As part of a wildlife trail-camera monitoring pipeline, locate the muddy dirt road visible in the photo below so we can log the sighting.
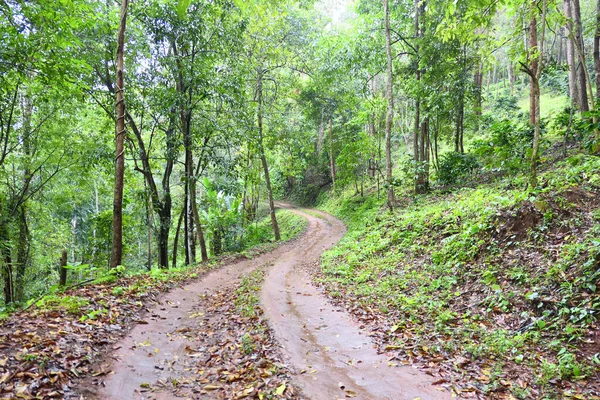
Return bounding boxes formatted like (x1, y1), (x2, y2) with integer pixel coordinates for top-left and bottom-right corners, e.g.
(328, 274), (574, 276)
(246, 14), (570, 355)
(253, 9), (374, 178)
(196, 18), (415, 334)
(92, 203), (449, 399)
(261, 206), (449, 400)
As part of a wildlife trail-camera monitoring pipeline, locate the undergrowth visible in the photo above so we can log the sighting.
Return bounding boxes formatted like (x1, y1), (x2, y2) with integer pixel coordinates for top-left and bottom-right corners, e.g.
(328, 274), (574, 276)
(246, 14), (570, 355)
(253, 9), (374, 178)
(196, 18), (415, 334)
(317, 155), (600, 399)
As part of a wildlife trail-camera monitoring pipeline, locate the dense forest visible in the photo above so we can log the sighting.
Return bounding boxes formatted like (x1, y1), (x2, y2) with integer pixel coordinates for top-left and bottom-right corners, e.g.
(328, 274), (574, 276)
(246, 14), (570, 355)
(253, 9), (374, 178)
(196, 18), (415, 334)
(1, 0), (600, 398)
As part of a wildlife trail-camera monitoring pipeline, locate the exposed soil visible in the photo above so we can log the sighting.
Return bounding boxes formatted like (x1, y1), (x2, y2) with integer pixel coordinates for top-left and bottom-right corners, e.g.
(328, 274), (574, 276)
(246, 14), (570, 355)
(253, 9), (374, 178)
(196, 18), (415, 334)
(82, 203), (451, 399)
(84, 231), (300, 399)
(262, 205), (450, 400)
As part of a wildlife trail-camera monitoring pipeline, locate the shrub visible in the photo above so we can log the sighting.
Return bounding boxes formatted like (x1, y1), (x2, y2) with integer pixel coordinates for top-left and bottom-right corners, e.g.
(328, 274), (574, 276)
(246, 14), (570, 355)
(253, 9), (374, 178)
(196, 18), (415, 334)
(436, 152), (481, 186)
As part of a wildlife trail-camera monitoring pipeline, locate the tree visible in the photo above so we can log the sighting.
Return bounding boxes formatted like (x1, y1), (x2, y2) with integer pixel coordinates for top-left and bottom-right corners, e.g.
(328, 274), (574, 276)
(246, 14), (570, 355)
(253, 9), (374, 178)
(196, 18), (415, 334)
(110, 0), (129, 268)
(595, 0), (600, 104)
(383, 0), (395, 209)
(520, 0), (548, 188)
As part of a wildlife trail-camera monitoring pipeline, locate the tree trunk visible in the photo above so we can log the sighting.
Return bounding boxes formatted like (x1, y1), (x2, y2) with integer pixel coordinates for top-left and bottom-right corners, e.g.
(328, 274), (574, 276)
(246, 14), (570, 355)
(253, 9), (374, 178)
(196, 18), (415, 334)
(156, 209), (170, 269)
(59, 249), (68, 286)
(557, 27), (564, 65)
(146, 192), (153, 270)
(183, 191), (190, 265)
(15, 206), (28, 301)
(594, 0), (600, 103)
(329, 118), (336, 191)
(0, 213), (13, 304)
(474, 67), (483, 125)
(384, 0), (395, 210)
(529, 12), (538, 125)
(191, 196), (208, 262)
(530, 0), (547, 188)
(111, 0), (128, 268)
(572, 0), (589, 112)
(183, 121), (197, 265)
(172, 205), (184, 269)
(15, 92), (32, 301)
(257, 72), (280, 241)
(564, 0), (580, 109)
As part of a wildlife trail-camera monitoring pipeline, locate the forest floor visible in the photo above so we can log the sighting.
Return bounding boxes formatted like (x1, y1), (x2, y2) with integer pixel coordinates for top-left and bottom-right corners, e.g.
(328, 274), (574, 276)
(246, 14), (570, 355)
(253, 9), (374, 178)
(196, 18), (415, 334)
(0, 203), (452, 399)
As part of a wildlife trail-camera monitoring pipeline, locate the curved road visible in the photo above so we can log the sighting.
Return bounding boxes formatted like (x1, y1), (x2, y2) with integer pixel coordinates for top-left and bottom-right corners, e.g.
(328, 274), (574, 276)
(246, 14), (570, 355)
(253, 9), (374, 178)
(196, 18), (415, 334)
(90, 203), (450, 400)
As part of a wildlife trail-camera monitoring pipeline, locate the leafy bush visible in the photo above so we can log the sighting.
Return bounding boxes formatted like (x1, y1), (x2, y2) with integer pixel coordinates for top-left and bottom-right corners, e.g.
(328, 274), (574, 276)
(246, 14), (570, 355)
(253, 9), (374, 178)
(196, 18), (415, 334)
(472, 119), (537, 172)
(436, 152), (481, 186)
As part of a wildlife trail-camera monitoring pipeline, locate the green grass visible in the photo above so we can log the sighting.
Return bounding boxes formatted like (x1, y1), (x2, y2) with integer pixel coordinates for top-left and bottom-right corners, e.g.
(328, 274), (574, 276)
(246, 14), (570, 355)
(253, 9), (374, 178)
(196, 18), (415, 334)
(518, 93), (569, 120)
(243, 208), (308, 249)
(316, 155), (600, 398)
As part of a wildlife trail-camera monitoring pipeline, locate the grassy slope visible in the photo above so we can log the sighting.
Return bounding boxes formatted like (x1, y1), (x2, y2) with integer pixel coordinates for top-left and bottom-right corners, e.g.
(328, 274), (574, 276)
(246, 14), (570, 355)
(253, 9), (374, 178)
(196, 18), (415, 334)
(316, 155), (600, 399)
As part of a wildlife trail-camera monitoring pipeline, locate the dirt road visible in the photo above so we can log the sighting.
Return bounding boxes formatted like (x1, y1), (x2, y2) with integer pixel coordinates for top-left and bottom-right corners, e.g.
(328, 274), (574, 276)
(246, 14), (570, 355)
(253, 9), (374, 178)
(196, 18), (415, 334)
(92, 204), (449, 399)
(261, 205), (449, 400)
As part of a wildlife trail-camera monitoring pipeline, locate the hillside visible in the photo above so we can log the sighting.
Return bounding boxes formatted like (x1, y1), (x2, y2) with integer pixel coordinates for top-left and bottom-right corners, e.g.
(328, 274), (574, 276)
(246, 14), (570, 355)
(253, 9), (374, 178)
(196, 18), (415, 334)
(315, 154), (600, 398)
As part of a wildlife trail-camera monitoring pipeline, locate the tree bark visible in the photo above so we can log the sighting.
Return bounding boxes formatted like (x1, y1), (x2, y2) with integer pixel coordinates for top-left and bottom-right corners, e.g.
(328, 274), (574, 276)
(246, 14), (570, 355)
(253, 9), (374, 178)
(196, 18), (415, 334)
(572, 0), (589, 112)
(172, 205), (184, 269)
(191, 194), (208, 262)
(0, 210), (13, 304)
(474, 66), (483, 123)
(529, 12), (538, 125)
(183, 191), (190, 265)
(529, 0), (547, 188)
(15, 92), (32, 301)
(59, 249), (68, 286)
(110, 0), (128, 268)
(15, 206), (28, 300)
(329, 118), (336, 191)
(383, 0), (395, 210)
(564, 0), (580, 109)
(594, 0), (600, 103)
(256, 72), (280, 241)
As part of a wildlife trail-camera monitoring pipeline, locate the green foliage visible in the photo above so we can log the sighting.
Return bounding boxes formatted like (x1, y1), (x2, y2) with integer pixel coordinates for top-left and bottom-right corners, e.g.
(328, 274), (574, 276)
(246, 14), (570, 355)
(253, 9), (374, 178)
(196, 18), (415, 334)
(472, 119), (536, 172)
(436, 152), (480, 186)
(35, 295), (90, 315)
(317, 154), (600, 397)
(243, 209), (307, 249)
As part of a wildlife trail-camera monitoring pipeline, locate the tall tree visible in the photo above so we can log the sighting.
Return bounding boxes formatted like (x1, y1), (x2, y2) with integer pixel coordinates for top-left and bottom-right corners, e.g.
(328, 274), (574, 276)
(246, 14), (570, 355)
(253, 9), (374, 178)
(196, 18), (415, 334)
(594, 0), (600, 103)
(110, 0), (129, 268)
(563, 0), (580, 110)
(521, 0), (548, 188)
(383, 0), (395, 209)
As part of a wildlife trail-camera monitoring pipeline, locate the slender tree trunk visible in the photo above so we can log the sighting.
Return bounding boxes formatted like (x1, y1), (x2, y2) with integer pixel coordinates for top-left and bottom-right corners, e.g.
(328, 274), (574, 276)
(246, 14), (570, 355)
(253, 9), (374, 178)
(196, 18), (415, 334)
(557, 27), (564, 65)
(111, 0), (128, 268)
(154, 210), (168, 269)
(594, 0), (600, 104)
(183, 192), (190, 265)
(15, 206), (28, 300)
(59, 249), (68, 286)
(529, 11), (538, 125)
(329, 118), (336, 191)
(564, 0), (580, 109)
(257, 72), (280, 241)
(191, 197), (208, 262)
(146, 192), (153, 270)
(0, 212), (13, 304)
(508, 63), (515, 94)
(172, 205), (184, 269)
(572, 0), (589, 112)
(15, 93), (32, 301)
(183, 114), (199, 264)
(565, 0), (598, 139)
(474, 67), (483, 124)
(530, 0), (547, 188)
(384, 0), (395, 210)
